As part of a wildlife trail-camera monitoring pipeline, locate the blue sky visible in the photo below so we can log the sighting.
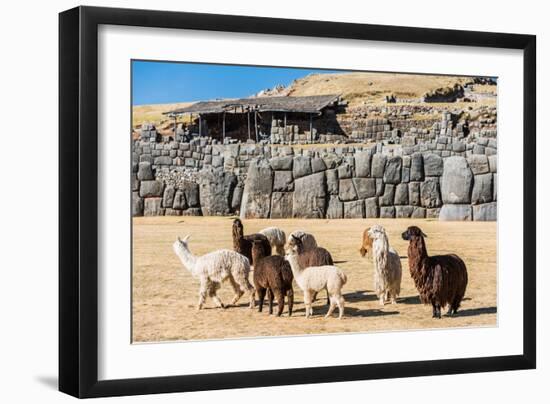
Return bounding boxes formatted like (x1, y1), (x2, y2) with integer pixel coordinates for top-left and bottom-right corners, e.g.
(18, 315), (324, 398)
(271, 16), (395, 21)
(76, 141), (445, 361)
(132, 60), (344, 105)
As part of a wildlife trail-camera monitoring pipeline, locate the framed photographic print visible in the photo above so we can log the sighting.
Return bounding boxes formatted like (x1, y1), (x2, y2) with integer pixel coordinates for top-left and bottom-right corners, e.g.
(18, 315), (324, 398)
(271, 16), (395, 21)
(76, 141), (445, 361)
(59, 6), (536, 398)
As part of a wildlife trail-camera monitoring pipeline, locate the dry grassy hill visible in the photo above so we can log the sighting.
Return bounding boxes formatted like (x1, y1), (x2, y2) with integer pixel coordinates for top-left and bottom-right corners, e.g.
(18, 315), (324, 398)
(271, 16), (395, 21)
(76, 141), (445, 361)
(132, 72), (496, 131)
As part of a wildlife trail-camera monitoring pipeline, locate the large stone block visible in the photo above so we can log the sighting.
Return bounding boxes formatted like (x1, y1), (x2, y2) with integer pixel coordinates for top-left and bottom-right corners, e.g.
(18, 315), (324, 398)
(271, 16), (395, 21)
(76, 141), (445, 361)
(383, 156), (402, 184)
(353, 178), (376, 199)
(488, 155), (497, 173)
(409, 182), (421, 206)
(199, 167), (238, 216)
(394, 183), (409, 205)
(162, 186), (176, 208)
(473, 202), (497, 221)
(371, 154), (387, 178)
(273, 170), (294, 192)
(144, 197), (163, 216)
(339, 178), (358, 201)
(423, 153), (444, 176)
(270, 192), (293, 219)
(420, 178), (442, 208)
(326, 195), (344, 219)
(354, 151), (372, 177)
(311, 157), (327, 173)
(493, 173), (497, 201)
(467, 155), (490, 174)
(292, 172), (326, 218)
(365, 197), (379, 218)
(139, 180), (164, 198)
(426, 208), (441, 219)
(396, 205), (414, 218)
(379, 184), (395, 206)
(270, 156), (293, 171)
(154, 156), (173, 166)
(292, 156), (312, 179)
(471, 173), (493, 204)
(181, 182), (200, 207)
(240, 159), (273, 218)
(380, 206), (396, 218)
(410, 153), (424, 181)
(441, 156), (473, 204)
(231, 184), (244, 212)
(343, 200), (365, 218)
(337, 163), (353, 179)
(326, 169), (339, 195)
(172, 190), (187, 210)
(137, 161), (154, 181)
(439, 204), (472, 221)
(411, 207), (426, 218)
(132, 192), (143, 216)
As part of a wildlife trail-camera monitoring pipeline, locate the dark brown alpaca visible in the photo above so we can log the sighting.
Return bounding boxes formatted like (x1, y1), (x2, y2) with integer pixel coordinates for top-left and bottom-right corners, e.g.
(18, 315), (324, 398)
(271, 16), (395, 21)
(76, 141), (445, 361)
(402, 226), (468, 318)
(287, 235), (334, 305)
(252, 240), (294, 316)
(232, 218), (271, 266)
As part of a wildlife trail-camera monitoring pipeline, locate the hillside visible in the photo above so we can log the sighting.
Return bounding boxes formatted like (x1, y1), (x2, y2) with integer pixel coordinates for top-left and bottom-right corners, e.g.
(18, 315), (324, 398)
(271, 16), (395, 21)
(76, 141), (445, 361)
(133, 72), (496, 131)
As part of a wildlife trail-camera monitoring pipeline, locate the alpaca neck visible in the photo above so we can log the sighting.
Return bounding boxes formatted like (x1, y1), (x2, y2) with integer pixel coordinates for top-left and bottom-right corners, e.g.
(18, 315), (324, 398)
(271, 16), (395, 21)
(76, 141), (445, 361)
(175, 244), (198, 275)
(408, 237), (428, 274)
(286, 254), (304, 279)
(373, 236), (389, 270)
(232, 228), (243, 250)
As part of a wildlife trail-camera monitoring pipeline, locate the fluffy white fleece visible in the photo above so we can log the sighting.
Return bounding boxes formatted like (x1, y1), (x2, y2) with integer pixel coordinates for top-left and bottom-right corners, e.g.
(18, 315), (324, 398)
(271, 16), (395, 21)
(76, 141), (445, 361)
(286, 230), (317, 252)
(368, 225), (402, 305)
(285, 253), (347, 319)
(173, 235), (255, 310)
(259, 226), (287, 256)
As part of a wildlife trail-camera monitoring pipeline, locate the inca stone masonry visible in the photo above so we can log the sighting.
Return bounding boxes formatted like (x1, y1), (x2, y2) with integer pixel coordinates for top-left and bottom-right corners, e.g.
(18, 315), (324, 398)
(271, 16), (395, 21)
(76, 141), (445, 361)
(132, 112), (497, 221)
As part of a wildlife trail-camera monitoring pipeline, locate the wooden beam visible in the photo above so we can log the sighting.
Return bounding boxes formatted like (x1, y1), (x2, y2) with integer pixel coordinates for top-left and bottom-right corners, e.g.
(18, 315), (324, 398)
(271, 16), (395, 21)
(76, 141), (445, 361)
(222, 112), (226, 141)
(254, 110), (258, 142)
(247, 110), (251, 140)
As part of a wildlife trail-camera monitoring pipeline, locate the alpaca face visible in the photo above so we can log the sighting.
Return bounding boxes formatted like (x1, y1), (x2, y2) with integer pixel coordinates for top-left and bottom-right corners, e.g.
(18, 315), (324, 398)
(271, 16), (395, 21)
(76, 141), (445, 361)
(401, 226), (427, 241)
(286, 234), (303, 255)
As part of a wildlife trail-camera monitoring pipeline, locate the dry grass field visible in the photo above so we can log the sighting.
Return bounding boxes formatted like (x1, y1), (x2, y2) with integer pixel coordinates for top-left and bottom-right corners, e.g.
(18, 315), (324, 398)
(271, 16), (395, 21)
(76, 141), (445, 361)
(132, 217), (497, 343)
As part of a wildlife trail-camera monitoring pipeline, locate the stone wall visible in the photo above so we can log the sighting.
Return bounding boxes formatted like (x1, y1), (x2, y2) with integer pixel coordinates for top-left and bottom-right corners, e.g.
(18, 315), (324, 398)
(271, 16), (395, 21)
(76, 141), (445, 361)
(132, 136), (497, 221)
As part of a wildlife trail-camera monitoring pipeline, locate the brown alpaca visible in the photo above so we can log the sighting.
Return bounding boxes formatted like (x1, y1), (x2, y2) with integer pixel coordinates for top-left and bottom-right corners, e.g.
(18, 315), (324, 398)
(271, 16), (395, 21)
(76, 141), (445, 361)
(359, 228), (374, 257)
(287, 234), (334, 305)
(252, 240), (294, 316)
(402, 226), (468, 318)
(232, 218), (271, 266)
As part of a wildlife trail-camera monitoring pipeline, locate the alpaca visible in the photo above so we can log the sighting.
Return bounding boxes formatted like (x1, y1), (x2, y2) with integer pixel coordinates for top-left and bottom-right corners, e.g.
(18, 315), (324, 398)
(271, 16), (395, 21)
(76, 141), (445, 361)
(173, 235), (255, 310)
(232, 218), (271, 266)
(359, 227), (374, 257)
(368, 225), (402, 305)
(286, 234), (334, 305)
(286, 230), (317, 252)
(252, 240), (294, 316)
(285, 253), (347, 319)
(402, 226), (468, 318)
(259, 226), (287, 256)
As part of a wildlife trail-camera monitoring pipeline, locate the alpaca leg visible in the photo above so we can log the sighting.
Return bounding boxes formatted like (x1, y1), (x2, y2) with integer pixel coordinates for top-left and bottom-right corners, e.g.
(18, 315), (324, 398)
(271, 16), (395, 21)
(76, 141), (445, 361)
(208, 283), (225, 309)
(431, 302), (438, 318)
(324, 296), (336, 318)
(267, 289), (274, 315)
(326, 287), (330, 307)
(257, 288), (266, 312)
(228, 276), (244, 306)
(287, 288), (294, 317)
(303, 290), (312, 318)
(311, 291), (318, 303)
(390, 293), (397, 305)
(274, 288), (285, 317)
(434, 303), (442, 319)
(197, 281), (208, 310)
(337, 296), (345, 319)
(379, 292), (385, 306)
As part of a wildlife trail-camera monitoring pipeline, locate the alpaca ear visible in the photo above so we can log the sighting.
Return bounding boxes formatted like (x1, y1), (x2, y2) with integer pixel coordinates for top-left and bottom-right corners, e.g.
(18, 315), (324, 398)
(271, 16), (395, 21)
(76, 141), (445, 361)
(177, 236), (182, 243)
(183, 235), (191, 242)
(421, 231), (427, 238)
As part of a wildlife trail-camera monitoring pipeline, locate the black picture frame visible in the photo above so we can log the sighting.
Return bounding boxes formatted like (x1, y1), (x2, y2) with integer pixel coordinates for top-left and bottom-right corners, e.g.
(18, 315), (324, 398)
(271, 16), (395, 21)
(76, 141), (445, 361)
(59, 5), (536, 398)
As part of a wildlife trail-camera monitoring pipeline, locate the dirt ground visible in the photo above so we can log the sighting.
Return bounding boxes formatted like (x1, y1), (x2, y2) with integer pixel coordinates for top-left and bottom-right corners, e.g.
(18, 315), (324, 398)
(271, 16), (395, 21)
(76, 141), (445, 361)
(132, 217), (497, 343)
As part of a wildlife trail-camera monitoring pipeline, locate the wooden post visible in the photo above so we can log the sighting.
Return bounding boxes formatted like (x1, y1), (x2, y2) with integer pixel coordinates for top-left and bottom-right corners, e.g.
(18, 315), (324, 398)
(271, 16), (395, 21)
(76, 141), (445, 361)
(222, 112), (226, 142)
(247, 110), (251, 140)
(309, 113), (313, 141)
(254, 110), (258, 143)
(198, 114), (202, 137)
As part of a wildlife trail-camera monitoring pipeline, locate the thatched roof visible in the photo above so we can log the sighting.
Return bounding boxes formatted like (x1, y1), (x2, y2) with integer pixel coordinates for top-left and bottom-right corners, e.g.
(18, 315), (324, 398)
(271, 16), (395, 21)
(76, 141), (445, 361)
(164, 94), (341, 115)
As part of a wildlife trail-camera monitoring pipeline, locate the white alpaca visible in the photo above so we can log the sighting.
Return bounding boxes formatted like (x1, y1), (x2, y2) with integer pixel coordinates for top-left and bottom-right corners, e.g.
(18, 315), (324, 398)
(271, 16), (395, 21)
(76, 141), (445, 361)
(259, 227), (287, 256)
(368, 225), (402, 305)
(173, 235), (255, 310)
(285, 253), (347, 319)
(286, 230), (317, 252)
